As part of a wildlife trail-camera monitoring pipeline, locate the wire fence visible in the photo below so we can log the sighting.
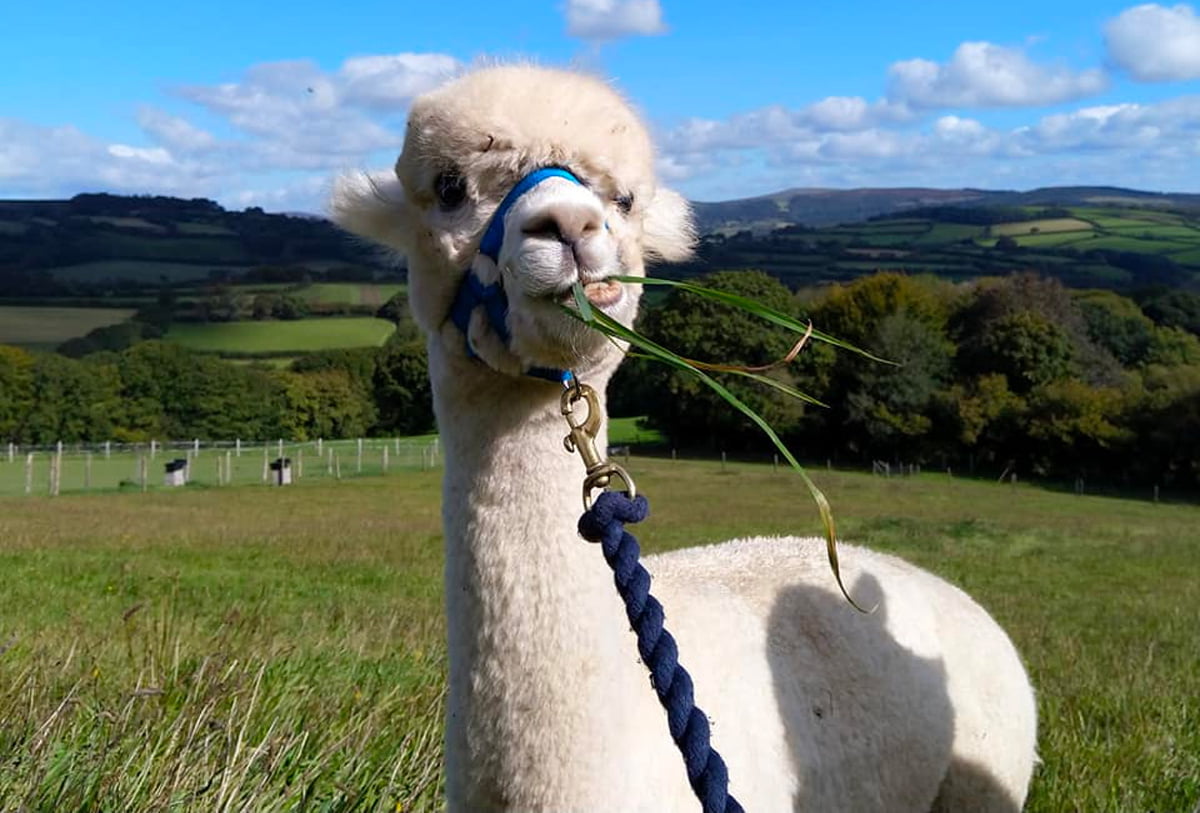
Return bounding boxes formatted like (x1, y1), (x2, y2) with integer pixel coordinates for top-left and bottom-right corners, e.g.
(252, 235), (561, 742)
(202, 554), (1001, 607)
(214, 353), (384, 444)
(0, 437), (440, 498)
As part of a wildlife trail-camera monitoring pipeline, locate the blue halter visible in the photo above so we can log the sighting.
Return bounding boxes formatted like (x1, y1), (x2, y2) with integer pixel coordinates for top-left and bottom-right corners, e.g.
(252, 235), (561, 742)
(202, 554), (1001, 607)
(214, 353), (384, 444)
(447, 167), (591, 384)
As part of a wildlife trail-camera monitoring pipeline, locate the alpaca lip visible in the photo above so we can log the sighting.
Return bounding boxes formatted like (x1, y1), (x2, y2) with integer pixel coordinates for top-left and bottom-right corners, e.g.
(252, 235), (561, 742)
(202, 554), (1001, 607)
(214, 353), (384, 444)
(554, 277), (624, 308)
(581, 278), (624, 307)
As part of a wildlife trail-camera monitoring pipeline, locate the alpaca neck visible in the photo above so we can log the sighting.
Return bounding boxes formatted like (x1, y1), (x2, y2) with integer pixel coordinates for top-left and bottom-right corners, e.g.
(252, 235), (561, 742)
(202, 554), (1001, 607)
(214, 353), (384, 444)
(434, 351), (642, 805)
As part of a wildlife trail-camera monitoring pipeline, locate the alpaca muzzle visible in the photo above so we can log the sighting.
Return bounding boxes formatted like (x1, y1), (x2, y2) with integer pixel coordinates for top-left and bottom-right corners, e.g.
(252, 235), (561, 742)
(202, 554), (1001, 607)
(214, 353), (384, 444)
(446, 167), (609, 384)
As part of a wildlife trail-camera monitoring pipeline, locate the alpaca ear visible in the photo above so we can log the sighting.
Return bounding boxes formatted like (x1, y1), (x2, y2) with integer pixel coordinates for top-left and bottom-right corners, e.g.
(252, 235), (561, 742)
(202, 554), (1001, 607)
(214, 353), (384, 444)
(329, 171), (411, 254)
(642, 186), (697, 264)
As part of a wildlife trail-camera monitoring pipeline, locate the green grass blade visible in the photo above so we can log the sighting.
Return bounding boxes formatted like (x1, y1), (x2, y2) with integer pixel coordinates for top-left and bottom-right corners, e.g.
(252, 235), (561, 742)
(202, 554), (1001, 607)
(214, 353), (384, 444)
(570, 281), (595, 324)
(566, 307), (872, 612)
(615, 275), (895, 364)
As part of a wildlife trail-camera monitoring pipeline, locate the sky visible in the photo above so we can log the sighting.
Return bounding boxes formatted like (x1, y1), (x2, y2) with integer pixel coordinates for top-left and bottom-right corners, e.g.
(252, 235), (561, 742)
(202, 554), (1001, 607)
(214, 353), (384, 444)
(2, 0), (1200, 212)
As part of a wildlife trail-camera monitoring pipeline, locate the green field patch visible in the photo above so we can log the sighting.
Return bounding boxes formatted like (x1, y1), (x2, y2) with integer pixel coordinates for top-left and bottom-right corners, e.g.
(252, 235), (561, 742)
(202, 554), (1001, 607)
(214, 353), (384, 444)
(174, 221), (237, 236)
(993, 218), (1094, 236)
(1102, 224), (1200, 240)
(297, 283), (406, 307)
(81, 215), (166, 232)
(1078, 235), (1198, 253)
(49, 260), (248, 284)
(1169, 248), (1200, 266)
(165, 317), (396, 354)
(608, 417), (666, 447)
(910, 223), (984, 244)
(0, 306), (136, 347)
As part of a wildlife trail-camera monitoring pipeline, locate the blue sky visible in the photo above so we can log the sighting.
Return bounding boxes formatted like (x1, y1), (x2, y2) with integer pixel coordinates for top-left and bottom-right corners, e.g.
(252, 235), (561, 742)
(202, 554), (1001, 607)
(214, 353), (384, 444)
(2, 0), (1199, 211)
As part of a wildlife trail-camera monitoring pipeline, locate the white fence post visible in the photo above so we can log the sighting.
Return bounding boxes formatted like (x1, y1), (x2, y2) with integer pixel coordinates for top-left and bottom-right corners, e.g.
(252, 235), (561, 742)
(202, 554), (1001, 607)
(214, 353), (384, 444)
(24, 453), (33, 495)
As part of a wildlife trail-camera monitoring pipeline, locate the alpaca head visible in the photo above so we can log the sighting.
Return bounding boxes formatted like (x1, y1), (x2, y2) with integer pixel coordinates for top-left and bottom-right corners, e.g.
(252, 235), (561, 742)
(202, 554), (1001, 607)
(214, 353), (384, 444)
(332, 64), (695, 380)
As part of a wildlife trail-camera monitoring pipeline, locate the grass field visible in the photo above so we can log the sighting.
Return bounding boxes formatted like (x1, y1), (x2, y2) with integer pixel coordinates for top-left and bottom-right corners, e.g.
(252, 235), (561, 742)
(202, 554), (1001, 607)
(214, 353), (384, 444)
(0, 306), (136, 349)
(165, 318), (396, 354)
(296, 283), (405, 307)
(0, 457), (1196, 811)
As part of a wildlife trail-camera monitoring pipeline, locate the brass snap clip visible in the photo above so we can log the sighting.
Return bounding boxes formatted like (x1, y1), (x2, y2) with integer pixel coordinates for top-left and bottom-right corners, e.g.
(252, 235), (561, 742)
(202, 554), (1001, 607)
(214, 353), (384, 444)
(561, 379), (637, 511)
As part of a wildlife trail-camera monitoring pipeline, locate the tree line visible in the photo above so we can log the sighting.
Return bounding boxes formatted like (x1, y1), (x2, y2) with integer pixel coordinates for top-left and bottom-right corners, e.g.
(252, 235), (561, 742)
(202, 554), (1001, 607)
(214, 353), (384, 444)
(3, 268), (1199, 489)
(0, 334), (433, 446)
(611, 270), (1200, 489)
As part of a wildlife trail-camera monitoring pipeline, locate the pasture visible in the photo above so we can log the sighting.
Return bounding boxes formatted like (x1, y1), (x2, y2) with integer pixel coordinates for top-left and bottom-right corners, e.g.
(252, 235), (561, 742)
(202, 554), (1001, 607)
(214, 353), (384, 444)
(164, 317), (395, 354)
(296, 283), (405, 308)
(0, 306), (136, 350)
(0, 458), (1196, 811)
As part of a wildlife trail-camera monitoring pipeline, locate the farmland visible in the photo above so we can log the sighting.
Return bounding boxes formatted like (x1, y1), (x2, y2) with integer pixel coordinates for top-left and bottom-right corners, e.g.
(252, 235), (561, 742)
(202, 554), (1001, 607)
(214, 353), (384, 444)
(0, 306), (137, 350)
(0, 458), (1195, 811)
(686, 204), (1200, 290)
(164, 317), (396, 354)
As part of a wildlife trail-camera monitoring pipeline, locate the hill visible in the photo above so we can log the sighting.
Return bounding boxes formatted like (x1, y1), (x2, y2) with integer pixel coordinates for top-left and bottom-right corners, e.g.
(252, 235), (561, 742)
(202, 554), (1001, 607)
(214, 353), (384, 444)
(692, 185), (1200, 235)
(674, 203), (1200, 292)
(0, 193), (396, 298)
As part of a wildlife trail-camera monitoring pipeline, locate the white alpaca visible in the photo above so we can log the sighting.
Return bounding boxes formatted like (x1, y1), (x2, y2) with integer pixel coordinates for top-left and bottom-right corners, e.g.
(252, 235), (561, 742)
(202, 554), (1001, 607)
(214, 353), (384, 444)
(332, 64), (1037, 812)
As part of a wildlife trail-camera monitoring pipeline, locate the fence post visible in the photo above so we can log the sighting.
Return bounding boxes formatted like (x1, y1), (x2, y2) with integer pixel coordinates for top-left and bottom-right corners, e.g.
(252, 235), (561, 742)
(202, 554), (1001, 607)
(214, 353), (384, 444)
(105, 440), (111, 460)
(150, 440), (157, 461)
(6, 443), (12, 463)
(24, 453), (33, 495)
(773, 454), (779, 472)
(278, 438), (284, 460)
(317, 437), (323, 457)
(85, 452), (92, 490)
(356, 439), (363, 473)
(382, 446), (389, 474)
(297, 449), (304, 479)
(140, 455), (147, 492)
(721, 451), (727, 473)
(236, 438), (241, 457)
(262, 445), (269, 483)
(394, 437), (400, 455)
(327, 447), (334, 475)
(334, 453), (341, 480)
(1153, 484), (1159, 503)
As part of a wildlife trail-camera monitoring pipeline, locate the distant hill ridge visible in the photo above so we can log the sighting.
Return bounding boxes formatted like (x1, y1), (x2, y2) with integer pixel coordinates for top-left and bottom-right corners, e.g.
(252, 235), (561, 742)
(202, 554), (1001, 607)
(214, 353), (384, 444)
(692, 185), (1200, 234)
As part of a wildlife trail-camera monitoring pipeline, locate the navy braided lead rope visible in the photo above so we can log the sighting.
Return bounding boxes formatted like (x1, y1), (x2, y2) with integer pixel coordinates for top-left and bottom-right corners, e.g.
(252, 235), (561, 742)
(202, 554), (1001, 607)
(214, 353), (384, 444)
(578, 491), (745, 813)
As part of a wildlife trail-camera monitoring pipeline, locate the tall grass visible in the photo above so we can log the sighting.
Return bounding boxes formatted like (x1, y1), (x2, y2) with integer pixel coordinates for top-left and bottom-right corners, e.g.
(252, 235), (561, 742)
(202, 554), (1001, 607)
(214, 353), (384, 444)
(1, 461), (1197, 811)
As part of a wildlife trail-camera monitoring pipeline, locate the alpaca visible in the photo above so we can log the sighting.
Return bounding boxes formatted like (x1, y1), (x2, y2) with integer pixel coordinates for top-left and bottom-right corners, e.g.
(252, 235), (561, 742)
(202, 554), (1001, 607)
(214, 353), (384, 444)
(332, 64), (1037, 812)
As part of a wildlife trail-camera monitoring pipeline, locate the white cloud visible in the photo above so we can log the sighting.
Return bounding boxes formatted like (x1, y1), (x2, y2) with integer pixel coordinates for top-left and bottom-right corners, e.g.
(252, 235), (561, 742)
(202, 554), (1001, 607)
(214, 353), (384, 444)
(0, 119), (211, 199)
(137, 107), (217, 152)
(1105, 3), (1200, 81)
(564, 0), (667, 40)
(338, 53), (460, 108)
(107, 144), (174, 165)
(888, 41), (1108, 108)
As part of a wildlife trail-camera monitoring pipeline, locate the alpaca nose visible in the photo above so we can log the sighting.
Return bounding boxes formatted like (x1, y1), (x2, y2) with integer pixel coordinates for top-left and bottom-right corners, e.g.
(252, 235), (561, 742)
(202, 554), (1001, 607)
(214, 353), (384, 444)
(520, 199), (605, 247)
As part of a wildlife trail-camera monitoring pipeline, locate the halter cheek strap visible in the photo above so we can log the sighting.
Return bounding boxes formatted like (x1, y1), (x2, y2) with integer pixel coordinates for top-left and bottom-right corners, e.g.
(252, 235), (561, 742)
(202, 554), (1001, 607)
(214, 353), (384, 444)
(446, 167), (592, 385)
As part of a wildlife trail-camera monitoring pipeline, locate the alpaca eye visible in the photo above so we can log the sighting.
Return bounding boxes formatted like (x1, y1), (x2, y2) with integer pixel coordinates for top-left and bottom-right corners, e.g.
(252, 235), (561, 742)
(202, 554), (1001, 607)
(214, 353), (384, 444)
(434, 172), (467, 210)
(614, 193), (634, 215)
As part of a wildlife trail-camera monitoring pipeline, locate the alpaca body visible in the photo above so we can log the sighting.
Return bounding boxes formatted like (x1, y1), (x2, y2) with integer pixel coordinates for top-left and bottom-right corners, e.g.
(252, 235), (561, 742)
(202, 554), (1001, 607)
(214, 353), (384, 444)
(435, 349), (1035, 812)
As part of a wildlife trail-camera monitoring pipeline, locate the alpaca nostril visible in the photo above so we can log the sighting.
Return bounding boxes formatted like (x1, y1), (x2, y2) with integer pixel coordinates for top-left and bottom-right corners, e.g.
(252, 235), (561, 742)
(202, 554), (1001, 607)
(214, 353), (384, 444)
(520, 203), (605, 247)
(522, 215), (566, 244)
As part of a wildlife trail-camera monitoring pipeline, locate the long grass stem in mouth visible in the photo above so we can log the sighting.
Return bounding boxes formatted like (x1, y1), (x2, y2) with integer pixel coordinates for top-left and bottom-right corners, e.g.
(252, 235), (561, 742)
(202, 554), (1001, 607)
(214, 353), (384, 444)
(561, 275), (880, 612)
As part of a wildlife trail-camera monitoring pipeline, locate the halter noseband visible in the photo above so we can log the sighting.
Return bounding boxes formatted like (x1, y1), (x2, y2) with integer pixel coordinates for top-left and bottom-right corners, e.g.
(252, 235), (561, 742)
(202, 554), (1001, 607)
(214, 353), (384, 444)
(446, 167), (595, 384)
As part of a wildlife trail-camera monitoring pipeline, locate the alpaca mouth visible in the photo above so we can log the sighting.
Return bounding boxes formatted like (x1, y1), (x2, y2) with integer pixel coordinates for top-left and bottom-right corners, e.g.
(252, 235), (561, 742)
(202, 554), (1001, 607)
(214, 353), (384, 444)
(554, 277), (624, 309)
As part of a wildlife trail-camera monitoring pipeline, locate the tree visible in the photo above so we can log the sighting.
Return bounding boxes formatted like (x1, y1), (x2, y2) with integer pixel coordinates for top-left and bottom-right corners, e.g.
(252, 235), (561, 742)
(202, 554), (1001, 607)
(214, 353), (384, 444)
(0, 345), (35, 442)
(635, 270), (816, 450)
(839, 312), (954, 460)
(372, 339), (434, 436)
